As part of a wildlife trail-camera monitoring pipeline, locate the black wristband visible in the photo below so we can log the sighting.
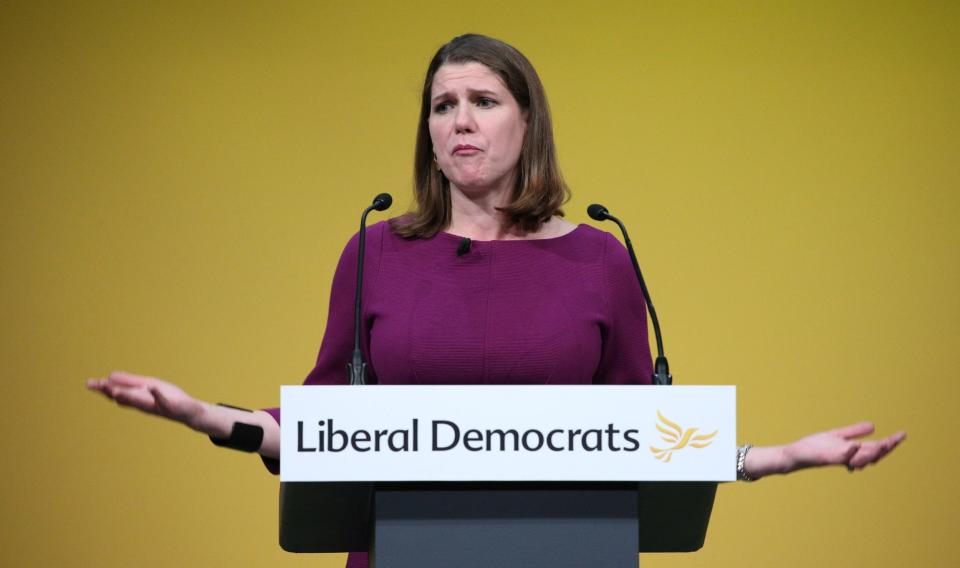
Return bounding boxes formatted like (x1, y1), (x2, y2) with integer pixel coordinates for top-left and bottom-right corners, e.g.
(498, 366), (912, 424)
(208, 403), (264, 453)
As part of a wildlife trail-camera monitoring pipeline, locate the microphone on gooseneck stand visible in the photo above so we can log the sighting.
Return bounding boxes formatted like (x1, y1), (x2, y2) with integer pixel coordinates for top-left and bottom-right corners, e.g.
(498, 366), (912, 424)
(347, 193), (393, 386)
(587, 203), (672, 385)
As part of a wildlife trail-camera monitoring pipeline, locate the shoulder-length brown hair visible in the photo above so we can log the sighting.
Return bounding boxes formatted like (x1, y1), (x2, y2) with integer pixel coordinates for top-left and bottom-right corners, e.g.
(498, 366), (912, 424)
(392, 34), (570, 239)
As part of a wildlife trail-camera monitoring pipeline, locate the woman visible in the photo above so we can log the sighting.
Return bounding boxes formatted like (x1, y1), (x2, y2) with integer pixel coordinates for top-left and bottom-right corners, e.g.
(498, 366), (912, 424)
(88, 34), (905, 566)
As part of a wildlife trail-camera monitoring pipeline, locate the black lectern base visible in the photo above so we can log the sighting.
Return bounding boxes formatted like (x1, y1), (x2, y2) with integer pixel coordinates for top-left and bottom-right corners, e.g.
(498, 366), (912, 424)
(279, 481), (717, 563)
(372, 486), (638, 568)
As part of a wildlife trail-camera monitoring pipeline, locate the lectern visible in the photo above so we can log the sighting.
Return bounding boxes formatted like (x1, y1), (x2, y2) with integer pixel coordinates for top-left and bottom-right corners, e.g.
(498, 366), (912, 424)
(278, 385), (735, 567)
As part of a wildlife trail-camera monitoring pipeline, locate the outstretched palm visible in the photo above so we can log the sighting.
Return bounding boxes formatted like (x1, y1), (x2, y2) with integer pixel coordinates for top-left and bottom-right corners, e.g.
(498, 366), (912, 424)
(87, 371), (204, 428)
(784, 422), (906, 471)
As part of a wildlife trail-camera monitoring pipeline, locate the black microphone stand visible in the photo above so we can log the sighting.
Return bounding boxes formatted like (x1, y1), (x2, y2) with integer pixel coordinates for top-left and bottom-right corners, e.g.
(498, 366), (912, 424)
(348, 193), (392, 385)
(588, 204), (672, 385)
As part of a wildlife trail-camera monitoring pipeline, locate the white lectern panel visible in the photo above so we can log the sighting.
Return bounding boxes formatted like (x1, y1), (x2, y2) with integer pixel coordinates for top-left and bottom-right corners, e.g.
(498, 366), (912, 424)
(281, 385), (735, 482)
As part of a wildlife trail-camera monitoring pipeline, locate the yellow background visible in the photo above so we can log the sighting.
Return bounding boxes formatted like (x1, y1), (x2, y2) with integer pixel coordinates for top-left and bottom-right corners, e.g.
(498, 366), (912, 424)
(2, 1), (957, 566)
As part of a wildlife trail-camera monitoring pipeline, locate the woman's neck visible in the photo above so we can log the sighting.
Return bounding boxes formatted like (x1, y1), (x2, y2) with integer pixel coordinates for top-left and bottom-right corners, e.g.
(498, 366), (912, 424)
(446, 211), (576, 242)
(445, 181), (576, 241)
(447, 182), (516, 240)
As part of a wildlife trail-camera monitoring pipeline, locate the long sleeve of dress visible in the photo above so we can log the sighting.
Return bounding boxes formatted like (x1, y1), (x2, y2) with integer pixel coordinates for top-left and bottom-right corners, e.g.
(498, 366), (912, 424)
(594, 231), (654, 385)
(259, 222), (386, 474)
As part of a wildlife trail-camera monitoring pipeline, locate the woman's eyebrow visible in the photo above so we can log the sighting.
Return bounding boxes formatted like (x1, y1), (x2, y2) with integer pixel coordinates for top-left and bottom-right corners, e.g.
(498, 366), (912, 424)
(467, 89), (499, 98)
(431, 88), (500, 103)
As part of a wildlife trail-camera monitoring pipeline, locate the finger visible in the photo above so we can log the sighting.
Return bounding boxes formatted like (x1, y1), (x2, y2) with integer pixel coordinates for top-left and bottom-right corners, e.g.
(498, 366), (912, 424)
(88, 380), (119, 401)
(873, 431), (907, 462)
(810, 439), (859, 467)
(851, 439), (893, 468)
(874, 443), (894, 463)
(829, 421), (875, 440)
(86, 378), (109, 392)
(150, 386), (174, 415)
(853, 431), (908, 467)
(112, 387), (160, 413)
(836, 441), (861, 465)
(889, 431), (907, 444)
(847, 448), (872, 469)
(107, 371), (156, 388)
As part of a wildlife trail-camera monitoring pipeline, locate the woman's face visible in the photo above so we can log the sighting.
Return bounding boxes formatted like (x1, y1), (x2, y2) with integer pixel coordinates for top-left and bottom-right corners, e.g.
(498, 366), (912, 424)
(428, 62), (527, 195)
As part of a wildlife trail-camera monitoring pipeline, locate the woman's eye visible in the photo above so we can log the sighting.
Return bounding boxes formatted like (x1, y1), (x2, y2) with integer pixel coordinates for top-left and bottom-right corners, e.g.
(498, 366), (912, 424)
(433, 102), (453, 114)
(477, 97), (496, 108)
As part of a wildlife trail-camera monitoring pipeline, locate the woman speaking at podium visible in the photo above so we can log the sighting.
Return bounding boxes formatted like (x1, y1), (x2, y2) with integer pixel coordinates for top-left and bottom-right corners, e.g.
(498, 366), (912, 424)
(87, 34), (905, 568)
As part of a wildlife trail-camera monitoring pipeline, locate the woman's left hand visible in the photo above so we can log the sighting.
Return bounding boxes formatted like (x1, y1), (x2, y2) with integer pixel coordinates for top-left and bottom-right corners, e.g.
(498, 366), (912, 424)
(744, 422), (906, 479)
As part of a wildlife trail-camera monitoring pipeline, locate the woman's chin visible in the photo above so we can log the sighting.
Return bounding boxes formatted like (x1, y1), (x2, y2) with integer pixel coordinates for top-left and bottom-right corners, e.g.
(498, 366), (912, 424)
(452, 180), (488, 193)
(448, 174), (513, 197)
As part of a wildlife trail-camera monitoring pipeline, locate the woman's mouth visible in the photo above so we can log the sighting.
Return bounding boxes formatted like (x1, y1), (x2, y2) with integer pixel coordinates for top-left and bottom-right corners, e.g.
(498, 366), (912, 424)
(453, 144), (480, 155)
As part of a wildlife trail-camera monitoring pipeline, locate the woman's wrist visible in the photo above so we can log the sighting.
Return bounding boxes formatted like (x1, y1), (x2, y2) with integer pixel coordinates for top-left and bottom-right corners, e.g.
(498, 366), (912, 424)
(742, 444), (793, 480)
(188, 401), (277, 457)
(189, 401), (230, 437)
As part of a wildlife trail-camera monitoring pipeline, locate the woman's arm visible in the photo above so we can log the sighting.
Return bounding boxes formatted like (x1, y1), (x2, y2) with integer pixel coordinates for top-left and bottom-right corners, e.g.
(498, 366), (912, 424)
(743, 422), (906, 480)
(86, 224), (388, 467)
(86, 370), (280, 459)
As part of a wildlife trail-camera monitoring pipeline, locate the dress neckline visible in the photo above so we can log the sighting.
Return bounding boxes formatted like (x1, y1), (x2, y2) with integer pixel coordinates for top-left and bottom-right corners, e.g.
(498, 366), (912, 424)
(436, 223), (585, 244)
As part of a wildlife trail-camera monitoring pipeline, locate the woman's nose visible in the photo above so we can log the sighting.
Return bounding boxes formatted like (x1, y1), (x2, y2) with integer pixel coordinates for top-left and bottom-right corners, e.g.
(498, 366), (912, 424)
(454, 104), (476, 132)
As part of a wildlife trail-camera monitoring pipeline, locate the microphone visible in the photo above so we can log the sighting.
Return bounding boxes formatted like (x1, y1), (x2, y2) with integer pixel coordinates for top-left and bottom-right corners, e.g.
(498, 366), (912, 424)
(347, 193), (393, 386)
(588, 203), (672, 385)
(371, 192), (392, 211)
(586, 204), (609, 222)
(456, 237), (471, 257)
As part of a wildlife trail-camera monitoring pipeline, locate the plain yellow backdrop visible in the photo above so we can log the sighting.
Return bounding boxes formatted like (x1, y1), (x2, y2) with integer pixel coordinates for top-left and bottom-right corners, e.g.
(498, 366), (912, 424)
(1, 1), (957, 566)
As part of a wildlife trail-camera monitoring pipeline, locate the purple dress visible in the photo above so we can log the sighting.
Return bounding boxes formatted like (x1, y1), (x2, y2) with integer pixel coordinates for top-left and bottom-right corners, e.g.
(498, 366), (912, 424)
(264, 220), (654, 568)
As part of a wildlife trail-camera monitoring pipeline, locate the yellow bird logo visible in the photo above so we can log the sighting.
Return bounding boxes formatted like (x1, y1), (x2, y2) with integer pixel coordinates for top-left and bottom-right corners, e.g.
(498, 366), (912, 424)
(650, 410), (717, 463)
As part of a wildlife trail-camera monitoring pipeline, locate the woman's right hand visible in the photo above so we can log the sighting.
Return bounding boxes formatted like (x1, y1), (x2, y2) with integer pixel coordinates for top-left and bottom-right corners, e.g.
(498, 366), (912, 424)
(87, 371), (281, 458)
(86, 371), (207, 431)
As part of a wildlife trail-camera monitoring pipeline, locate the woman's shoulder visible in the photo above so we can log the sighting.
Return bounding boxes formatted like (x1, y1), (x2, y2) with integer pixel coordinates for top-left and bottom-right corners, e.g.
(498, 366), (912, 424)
(556, 224), (636, 280)
(341, 218), (406, 246)
(554, 221), (621, 253)
(568, 222), (612, 242)
(334, 219), (395, 264)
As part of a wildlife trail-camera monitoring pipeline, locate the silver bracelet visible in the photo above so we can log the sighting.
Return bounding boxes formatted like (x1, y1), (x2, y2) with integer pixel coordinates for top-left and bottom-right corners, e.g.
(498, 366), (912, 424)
(736, 444), (756, 481)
